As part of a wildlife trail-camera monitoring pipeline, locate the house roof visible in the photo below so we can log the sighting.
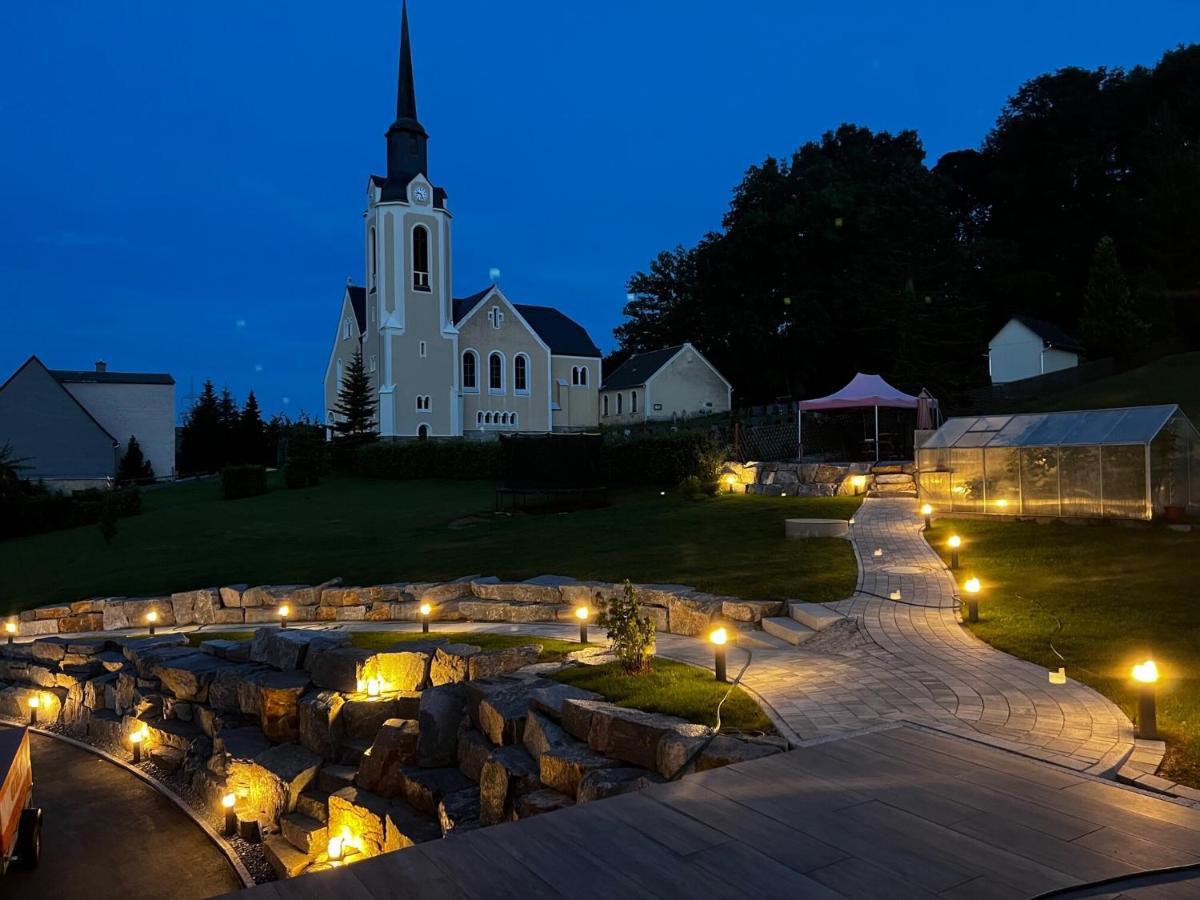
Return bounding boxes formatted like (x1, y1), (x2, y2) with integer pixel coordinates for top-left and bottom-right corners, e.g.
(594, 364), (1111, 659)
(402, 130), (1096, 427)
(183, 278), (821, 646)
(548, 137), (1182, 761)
(924, 404), (1184, 449)
(347, 284), (367, 333)
(602, 345), (684, 390)
(1010, 316), (1083, 353)
(49, 368), (174, 386)
(453, 290), (601, 357)
(0, 356), (120, 445)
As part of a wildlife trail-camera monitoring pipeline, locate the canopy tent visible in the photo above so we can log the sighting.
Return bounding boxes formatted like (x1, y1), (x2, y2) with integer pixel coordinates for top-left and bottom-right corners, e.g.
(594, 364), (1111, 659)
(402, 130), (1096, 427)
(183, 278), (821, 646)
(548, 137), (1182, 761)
(797, 373), (921, 462)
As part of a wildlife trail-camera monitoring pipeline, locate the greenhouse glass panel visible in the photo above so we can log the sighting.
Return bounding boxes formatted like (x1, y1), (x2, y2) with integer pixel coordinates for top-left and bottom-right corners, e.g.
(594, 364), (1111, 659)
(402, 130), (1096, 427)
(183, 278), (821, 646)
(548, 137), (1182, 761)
(987, 415), (1047, 447)
(919, 470), (951, 507)
(922, 418), (973, 449)
(983, 448), (1021, 512)
(1020, 447), (1060, 516)
(1060, 409), (1129, 445)
(1150, 415), (1189, 510)
(1191, 427), (1200, 507)
(1101, 444), (1148, 519)
(950, 448), (984, 512)
(1022, 413), (1078, 446)
(1105, 406), (1175, 444)
(1059, 446), (1102, 517)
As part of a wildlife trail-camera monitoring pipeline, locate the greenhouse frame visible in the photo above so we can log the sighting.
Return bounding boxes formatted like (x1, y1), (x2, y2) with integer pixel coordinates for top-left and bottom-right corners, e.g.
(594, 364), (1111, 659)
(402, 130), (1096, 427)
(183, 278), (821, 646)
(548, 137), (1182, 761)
(917, 405), (1200, 521)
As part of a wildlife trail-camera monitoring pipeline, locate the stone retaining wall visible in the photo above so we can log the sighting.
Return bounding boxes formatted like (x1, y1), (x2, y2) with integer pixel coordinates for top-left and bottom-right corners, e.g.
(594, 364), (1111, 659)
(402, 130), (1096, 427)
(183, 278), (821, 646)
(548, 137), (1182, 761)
(13, 576), (785, 639)
(722, 460), (917, 497)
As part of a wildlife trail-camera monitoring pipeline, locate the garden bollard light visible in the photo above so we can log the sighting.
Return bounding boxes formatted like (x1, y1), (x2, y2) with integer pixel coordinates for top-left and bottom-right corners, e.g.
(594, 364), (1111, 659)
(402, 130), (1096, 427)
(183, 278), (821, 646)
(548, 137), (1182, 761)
(724, 474), (737, 493)
(28, 695), (39, 726)
(279, 604), (290, 628)
(147, 610), (158, 636)
(921, 503), (933, 531)
(948, 534), (961, 570)
(963, 577), (981, 623)
(131, 726), (144, 764)
(576, 606), (589, 643)
(222, 793), (237, 836)
(419, 602), (432, 634)
(710, 628), (728, 683)
(1132, 660), (1159, 740)
(5, 621), (14, 644)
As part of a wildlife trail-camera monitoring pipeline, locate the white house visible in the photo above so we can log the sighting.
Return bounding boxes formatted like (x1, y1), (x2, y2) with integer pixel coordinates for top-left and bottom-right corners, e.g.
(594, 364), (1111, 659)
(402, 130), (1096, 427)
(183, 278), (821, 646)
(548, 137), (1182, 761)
(600, 343), (732, 425)
(988, 316), (1082, 385)
(0, 356), (175, 489)
(322, 5), (601, 440)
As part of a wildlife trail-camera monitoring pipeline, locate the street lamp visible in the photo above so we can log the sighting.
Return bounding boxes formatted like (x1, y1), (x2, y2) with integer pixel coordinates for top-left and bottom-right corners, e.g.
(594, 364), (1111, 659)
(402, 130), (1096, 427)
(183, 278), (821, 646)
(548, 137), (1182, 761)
(921, 503), (933, 531)
(1132, 660), (1159, 739)
(575, 606), (589, 644)
(963, 577), (981, 623)
(710, 627), (728, 683)
(419, 602), (432, 634)
(279, 604), (290, 628)
(146, 610), (158, 636)
(947, 534), (962, 570)
(222, 793), (237, 836)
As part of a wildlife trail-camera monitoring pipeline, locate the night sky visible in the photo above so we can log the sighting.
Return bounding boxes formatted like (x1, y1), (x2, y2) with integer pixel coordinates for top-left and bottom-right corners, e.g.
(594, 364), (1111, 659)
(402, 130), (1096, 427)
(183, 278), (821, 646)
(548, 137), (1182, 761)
(2, 1), (1196, 419)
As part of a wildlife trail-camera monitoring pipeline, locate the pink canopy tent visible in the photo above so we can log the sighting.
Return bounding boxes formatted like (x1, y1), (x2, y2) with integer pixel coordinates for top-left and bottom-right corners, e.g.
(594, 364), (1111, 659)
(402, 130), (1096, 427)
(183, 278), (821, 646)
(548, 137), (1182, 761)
(797, 373), (920, 462)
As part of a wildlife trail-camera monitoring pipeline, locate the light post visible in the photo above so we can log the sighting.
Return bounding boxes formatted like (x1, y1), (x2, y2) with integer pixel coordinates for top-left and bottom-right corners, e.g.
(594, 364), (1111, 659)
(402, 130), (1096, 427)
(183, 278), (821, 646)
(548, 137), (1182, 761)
(5, 621), (14, 644)
(710, 627), (728, 683)
(278, 604), (290, 628)
(28, 695), (39, 726)
(921, 503), (933, 531)
(724, 474), (737, 494)
(575, 607), (589, 644)
(963, 577), (981, 623)
(222, 793), (237, 836)
(419, 602), (432, 634)
(131, 726), (144, 764)
(147, 610), (158, 636)
(948, 534), (961, 570)
(1132, 660), (1159, 740)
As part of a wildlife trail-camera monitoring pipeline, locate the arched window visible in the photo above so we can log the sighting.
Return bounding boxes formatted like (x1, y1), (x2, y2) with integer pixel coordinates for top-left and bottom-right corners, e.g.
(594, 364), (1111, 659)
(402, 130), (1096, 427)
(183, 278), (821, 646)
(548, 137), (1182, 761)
(489, 352), (503, 391)
(462, 351), (478, 391)
(369, 227), (377, 289)
(631, 391), (637, 413)
(571, 366), (579, 386)
(512, 413), (519, 429)
(617, 393), (623, 414)
(484, 412), (493, 425)
(412, 226), (430, 290)
(514, 354), (528, 393)
(337, 359), (344, 385)
(476, 411), (483, 425)
(343, 319), (351, 340)
(417, 424), (429, 440)
(578, 366), (588, 386)
(603, 395), (609, 416)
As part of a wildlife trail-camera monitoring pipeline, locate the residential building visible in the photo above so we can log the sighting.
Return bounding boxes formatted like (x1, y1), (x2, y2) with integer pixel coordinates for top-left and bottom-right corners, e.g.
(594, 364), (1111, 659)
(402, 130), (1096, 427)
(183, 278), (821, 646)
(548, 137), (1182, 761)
(600, 343), (732, 424)
(988, 316), (1081, 384)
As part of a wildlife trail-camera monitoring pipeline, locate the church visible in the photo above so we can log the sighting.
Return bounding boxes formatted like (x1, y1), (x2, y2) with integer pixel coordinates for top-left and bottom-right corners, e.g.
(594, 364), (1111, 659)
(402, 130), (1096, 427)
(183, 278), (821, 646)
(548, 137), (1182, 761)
(323, 4), (601, 440)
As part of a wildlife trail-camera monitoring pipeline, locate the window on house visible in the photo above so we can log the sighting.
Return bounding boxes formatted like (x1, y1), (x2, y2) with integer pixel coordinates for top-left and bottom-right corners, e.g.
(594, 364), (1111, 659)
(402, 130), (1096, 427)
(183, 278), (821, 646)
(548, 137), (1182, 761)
(369, 227), (377, 289)
(487, 306), (504, 329)
(416, 395), (431, 412)
(337, 359), (344, 385)
(369, 355), (377, 373)
(462, 351), (477, 390)
(631, 391), (637, 413)
(512, 412), (519, 429)
(417, 424), (429, 440)
(476, 411), (483, 425)
(412, 226), (430, 291)
(343, 319), (350, 340)
(617, 393), (623, 414)
(485, 412), (493, 425)
(419, 341), (427, 358)
(514, 355), (528, 393)
(489, 352), (503, 391)
(603, 395), (609, 416)
(571, 367), (579, 386)
(578, 366), (588, 386)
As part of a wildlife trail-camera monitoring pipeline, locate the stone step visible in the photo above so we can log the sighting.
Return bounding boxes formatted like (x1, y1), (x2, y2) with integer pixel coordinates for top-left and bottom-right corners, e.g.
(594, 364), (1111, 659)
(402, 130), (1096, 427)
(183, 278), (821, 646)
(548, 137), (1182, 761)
(263, 834), (311, 880)
(761, 617), (817, 646)
(316, 764), (357, 795)
(734, 629), (795, 651)
(296, 790), (329, 824)
(281, 812), (327, 856)
(337, 738), (371, 768)
(788, 603), (846, 632)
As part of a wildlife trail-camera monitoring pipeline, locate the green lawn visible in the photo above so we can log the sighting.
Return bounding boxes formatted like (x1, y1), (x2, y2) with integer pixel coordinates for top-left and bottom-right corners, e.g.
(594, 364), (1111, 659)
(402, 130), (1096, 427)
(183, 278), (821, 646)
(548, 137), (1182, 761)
(187, 630), (587, 663)
(0, 474), (859, 613)
(925, 519), (1200, 786)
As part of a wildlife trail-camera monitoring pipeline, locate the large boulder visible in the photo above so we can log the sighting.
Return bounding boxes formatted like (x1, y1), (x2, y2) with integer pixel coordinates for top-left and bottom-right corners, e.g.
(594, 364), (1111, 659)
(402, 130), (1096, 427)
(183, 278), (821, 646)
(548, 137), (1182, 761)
(479, 745), (541, 826)
(383, 803), (441, 852)
(226, 742), (321, 828)
(454, 601), (563, 624)
(170, 588), (220, 627)
(407, 577), (478, 607)
(241, 584), (322, 609)
(477, 684), (536, 746)
(342, 696), (402, 740)
(328, 786), (390, 858)
(355, 719), (419, 797)
(721, 599), (785, 623)
(397, 766), (474, 816)
(256, 671), (313, 743)
(438, 788), (482, 836)
(250, 629), (350, 671)
(30, 638), (68, 664)
(416, 683), (466, 767)
(655, 723), (717, 778)
(208, 664), (263, 714)
(577, 767), (663, 804)
(429, 644), (482, 685)
(512, 788), (574, 819)
(219, 584), (248, 607)
(528, 683), (603, 721)
(457, 728), (494, 782)
(694, 735), (786, 773)
(58, 613), (104, 633)
(666, 592), (723, 637)
(153, 652), (240, 703)
(538, 744), (617, 799)
(523, 710), (574, 759)
(362, 648), (433, 692)
(467, 645), (542, 680)
(298, 691), (345, 759)
(585, 704), (697, 771)
(560, 698), (610, 741)
(470, 580), (564, 604)
(121, 598), (176, 630)
(307, 647), (374, 693)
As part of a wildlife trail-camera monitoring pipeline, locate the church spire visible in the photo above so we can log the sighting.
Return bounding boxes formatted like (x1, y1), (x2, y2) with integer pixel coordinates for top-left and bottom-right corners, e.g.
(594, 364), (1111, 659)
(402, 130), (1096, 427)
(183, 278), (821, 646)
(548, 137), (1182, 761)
(384, 0), (428, 197)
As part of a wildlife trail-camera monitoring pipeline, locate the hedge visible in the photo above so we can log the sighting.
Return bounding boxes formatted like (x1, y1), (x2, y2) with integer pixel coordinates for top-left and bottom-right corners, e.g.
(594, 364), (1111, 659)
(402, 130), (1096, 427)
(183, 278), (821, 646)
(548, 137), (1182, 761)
(354, 432), (724, 487)
(0, 487), (141, 540)
(221, 465), (268, 500)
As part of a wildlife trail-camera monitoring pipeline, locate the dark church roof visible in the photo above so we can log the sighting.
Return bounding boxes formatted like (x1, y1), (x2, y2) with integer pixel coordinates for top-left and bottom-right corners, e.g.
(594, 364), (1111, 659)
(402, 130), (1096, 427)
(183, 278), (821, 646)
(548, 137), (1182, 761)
(50, 368), (174, 386)
(1011, 316), (1083, 353)
(452, 291), (601, 358)
(602, 345), (684, 390)
(347, 284), (367, 333)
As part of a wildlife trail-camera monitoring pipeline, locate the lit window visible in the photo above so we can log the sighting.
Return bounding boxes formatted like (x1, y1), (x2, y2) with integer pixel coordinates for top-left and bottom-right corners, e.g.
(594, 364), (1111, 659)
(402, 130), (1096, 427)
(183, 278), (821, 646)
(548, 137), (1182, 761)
(412, 226), (430, 291)
(462, 351), (477, 390)
(514, 355), (528, 393)
(489, 352), (503, 391)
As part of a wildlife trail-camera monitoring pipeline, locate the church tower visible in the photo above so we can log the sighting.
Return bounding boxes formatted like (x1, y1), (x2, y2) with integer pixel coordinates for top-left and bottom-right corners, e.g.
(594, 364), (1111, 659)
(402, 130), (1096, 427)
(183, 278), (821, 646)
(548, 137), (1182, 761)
(362, 1), (459, 439)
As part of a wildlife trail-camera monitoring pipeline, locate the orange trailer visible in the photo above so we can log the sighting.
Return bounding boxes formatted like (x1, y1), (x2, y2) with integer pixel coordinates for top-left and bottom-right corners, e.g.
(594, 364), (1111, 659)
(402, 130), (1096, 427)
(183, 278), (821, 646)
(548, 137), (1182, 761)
(0, 727), (41, 873)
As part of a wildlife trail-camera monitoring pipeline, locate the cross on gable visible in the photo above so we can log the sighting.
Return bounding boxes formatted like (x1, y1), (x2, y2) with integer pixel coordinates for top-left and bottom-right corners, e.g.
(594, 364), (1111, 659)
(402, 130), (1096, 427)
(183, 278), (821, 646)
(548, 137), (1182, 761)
(488, 306), (504, 329)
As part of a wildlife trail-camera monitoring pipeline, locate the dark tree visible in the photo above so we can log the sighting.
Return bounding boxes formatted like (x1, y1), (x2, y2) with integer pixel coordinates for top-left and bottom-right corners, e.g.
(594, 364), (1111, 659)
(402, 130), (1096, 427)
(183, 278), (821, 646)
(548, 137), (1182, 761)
(238, 391), (267, 466)
(1080, 236), (1145, 359)
(116, 435), (155, 486)
(332, 351), (377, 439)
(179, 380), (222, 475)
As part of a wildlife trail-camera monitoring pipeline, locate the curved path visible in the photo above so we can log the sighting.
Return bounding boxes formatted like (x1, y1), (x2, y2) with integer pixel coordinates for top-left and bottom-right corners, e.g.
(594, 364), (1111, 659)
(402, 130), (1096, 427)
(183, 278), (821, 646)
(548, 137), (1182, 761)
(2, 728), (243, 900)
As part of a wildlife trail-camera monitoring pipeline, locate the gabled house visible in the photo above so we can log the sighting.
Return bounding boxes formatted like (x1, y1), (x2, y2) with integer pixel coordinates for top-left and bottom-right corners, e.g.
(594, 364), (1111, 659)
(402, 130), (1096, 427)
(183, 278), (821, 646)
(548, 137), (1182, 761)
(0, 356), (175, 489)
(600, 343), (732, 424)
(988, 316), (1082, 384)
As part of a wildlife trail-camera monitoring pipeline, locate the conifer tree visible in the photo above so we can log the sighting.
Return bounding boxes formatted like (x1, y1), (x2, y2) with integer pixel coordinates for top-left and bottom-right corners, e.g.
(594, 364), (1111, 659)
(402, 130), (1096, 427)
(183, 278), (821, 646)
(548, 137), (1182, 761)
(180, 380), (222, 474)
(238, 391), (267, 466)
(116, 435), (154, 485)
(332, 351), (377, 439)
(1079, 236), (1146, 360)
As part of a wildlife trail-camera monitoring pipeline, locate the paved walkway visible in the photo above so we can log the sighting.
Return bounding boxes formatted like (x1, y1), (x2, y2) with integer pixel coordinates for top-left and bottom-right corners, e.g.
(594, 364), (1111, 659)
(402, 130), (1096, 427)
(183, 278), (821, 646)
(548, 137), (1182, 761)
(2, 728), (243, 900)
(226, 725), (1200, 899)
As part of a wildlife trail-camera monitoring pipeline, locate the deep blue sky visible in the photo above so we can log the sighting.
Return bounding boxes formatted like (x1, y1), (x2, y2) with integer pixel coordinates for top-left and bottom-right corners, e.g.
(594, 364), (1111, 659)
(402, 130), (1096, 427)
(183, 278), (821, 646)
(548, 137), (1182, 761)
(2, 2), (1196, 419)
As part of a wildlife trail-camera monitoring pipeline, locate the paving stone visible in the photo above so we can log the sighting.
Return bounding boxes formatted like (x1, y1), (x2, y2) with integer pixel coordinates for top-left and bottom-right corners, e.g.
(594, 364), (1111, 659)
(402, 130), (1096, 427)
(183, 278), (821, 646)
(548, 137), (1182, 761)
(263, 835), (310, 878)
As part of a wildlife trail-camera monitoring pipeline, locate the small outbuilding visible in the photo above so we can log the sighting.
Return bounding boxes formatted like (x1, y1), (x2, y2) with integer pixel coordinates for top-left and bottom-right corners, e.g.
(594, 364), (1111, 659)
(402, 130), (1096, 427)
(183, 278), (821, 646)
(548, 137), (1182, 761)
(917, 404), (1199, 521)
(988, 316), (1081, 384)
(600, 343), (731, 424)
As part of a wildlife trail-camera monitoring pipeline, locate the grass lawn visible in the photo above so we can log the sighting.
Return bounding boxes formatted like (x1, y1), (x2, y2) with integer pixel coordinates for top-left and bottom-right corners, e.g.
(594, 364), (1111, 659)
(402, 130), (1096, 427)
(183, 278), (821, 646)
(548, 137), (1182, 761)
(185, 629), (771, 731)
(0, 474), (859, 613)
(925, 519), (1200, 786)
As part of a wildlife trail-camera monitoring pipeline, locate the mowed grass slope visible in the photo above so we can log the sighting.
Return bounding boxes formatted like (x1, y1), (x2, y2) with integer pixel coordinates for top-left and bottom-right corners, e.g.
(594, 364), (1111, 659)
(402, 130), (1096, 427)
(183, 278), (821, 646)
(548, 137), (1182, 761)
(1, 474), (859, 613)
(926, 519), (1200, 786)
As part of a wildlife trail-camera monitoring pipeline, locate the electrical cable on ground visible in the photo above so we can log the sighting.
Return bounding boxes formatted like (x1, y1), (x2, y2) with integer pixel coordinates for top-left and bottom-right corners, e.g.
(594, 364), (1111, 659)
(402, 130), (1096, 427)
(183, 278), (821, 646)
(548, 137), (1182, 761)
(667, 646), (755, 781)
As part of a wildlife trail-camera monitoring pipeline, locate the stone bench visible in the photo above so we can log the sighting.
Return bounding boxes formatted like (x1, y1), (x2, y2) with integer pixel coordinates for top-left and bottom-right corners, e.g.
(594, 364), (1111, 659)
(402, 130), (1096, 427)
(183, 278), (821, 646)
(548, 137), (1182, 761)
(784, 518), (850, 539)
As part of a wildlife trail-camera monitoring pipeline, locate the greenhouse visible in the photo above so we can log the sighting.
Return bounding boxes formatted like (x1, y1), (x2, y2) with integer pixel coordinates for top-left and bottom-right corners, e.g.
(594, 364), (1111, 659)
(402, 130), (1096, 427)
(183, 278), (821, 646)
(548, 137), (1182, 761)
(917, 405), (1200, 521)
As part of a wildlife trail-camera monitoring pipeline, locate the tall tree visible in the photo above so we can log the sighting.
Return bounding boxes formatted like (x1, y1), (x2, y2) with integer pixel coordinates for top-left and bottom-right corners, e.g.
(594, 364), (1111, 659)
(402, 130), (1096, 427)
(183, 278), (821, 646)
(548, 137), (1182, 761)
(238, 391), (267, 466)
(1079, 236), (1145, 359)
(116, 435), (154, 486)
(332, 351), (377, 439)
(180, 380), (222, 474)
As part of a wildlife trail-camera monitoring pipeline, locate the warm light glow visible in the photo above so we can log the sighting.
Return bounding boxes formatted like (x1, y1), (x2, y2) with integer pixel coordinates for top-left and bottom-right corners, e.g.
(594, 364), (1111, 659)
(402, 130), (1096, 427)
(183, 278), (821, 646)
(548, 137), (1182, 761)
(1132, 660), (1159, 684)
(659, 491), (666, 496)
(889, 590), (901, 601)
(948, 535), (962, 549)
(873, 548), (883, 557)
(222, 792), (236, 809)
(356, 678), (366, 693)
(327, 834), (344, 861)
(419, 602), (432, 617)
(725, 474), (736, 485)
(366, 679), (380, 697)
(921, 504), (933, 516)
(279, 604), (290, 618)
(575, 606), (589, 620)
(851, 475), (867, 490)
(4, 622), (15, 635)
(848, 517), (856, 525)
(28, 695), (40, 709)
(709, 627), (728, 646)
(995, 498), (1009, 509)
(130, 729), (143, 744)
(780, 492), (787, 497)
(146, 610), (158, 623)
(963, 577), (981, 594)
(1049, 667), (1067, 685)
(328, 826), (360, 862)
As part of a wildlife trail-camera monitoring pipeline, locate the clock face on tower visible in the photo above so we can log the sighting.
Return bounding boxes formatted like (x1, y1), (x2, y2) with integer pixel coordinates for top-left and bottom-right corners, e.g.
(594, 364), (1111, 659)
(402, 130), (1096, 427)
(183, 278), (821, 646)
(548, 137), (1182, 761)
(413, 186), (428, 203)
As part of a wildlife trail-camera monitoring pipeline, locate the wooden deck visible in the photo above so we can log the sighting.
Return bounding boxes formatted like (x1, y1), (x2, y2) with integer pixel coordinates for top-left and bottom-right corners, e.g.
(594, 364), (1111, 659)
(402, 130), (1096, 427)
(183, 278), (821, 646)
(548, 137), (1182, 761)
(230, 725), (1200, 899)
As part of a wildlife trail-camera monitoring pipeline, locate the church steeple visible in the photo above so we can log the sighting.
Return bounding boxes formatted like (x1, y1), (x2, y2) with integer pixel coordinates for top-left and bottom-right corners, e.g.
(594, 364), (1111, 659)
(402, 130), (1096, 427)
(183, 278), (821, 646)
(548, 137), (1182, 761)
(383, 1), (428, 198)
